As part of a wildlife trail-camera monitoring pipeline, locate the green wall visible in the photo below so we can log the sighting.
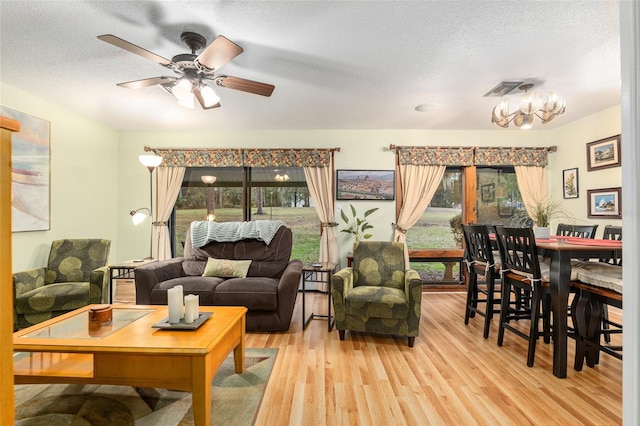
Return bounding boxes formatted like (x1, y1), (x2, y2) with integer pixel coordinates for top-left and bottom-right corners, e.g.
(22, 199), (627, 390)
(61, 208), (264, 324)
(4, 81), (621, 270)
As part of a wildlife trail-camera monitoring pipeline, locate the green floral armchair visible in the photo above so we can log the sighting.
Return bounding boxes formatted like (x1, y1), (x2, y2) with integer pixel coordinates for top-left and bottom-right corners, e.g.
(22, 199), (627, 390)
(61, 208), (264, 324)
(13, 239), (111, 331)
(331, 241), (422, 347)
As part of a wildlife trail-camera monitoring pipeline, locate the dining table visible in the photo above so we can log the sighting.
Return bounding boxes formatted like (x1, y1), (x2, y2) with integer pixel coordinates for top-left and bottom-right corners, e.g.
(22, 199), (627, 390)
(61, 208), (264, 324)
(533, 237), (622, 378)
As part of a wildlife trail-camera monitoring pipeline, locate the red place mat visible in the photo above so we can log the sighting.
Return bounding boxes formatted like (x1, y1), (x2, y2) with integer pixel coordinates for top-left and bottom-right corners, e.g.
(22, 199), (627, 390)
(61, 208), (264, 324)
(551, 235), (572, 240)
(535, 238), (557, 243)
(565, 238), (623, 247)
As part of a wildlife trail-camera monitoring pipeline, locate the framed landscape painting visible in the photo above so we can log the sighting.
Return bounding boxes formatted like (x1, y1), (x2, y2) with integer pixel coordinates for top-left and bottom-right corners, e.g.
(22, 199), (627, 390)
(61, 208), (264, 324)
(1, 105), (51, 232)
(587, 187), (621, 219)
(336, 170), (395, 200)
(586, 135), (621, 171)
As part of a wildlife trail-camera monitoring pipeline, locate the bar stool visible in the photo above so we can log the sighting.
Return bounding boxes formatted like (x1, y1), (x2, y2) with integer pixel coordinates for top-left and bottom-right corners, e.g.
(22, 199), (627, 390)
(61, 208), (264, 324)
(461, 224), (501, 338)
(571, 262), (622, 370)
(494, 226), (552, 367)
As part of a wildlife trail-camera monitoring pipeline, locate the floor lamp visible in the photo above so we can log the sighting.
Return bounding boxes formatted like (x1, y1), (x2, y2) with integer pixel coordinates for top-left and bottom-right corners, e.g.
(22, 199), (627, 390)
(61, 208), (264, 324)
(201, 175), (217, 221)
(131, 154), (163, 259)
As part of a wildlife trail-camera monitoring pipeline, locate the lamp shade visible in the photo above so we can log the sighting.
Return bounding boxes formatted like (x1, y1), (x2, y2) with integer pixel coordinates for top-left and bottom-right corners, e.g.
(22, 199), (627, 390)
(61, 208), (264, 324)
(199, 85), (220, 108)
(139, 154), (163, 169)
(130, 208), (150, 225)
(201, 175), (217, 184)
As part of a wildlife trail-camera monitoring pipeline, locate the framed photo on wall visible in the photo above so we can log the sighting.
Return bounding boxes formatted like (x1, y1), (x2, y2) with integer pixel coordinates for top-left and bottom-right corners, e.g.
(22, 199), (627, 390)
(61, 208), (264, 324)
(586, 135), (621, 171)
(587, 187), (621, 219)
(336, 170), (395, 200)
(562, 167), (579, 199)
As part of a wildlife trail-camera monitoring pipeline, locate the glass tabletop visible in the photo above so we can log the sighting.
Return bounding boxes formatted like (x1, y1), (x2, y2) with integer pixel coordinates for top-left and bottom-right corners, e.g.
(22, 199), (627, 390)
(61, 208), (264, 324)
(20, 308), (155, 340)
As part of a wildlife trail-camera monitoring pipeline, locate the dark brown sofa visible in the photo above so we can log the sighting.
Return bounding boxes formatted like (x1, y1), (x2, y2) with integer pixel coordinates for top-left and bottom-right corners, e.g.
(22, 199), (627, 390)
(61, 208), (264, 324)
(135, 223), (302, 331)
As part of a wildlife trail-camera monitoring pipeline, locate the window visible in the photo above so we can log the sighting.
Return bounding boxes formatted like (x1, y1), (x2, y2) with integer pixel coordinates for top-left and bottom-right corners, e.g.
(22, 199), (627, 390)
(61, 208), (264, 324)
(405, 167), (463, 284)
(476, 167), (525, 226)
(406, 167), (463, 250)
(171, 166), (319, 263)
(404, 165), (525, 285)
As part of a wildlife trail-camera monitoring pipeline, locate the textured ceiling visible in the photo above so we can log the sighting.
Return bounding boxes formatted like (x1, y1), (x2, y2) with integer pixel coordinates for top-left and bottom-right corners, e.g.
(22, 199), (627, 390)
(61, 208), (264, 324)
(0, 1), (621, 131)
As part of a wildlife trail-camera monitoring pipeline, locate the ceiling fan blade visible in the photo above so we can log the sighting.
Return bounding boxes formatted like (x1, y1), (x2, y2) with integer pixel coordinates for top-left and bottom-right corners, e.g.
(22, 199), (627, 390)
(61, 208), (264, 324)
(214, 75), (275, 97)
(194, 87), (221, 110)
(117, 76), (176, 89)
(98, 34), (172, 66)
(195, 35), (243, 71)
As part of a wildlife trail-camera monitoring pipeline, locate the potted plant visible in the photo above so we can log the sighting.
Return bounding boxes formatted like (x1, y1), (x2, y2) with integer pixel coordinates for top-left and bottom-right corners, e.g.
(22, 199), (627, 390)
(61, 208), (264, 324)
(514, 196), (571, 239)
(340, 204), (379, 243)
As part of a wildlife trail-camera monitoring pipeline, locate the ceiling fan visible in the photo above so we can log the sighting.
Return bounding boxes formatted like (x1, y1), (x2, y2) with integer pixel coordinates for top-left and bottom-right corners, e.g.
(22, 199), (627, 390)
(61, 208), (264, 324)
(97, 31), (275, 109)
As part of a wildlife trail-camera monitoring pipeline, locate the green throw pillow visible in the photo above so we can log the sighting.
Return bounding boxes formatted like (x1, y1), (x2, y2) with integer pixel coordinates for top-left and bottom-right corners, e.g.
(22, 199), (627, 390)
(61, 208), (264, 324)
(202, 258), (252, 278)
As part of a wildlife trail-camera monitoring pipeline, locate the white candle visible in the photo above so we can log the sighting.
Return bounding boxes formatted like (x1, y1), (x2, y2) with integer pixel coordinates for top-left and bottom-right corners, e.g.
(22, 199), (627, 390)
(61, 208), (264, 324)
(184, 294), (199, 323)
(167, 287), (182, 324)
(175, 285), (184, 319)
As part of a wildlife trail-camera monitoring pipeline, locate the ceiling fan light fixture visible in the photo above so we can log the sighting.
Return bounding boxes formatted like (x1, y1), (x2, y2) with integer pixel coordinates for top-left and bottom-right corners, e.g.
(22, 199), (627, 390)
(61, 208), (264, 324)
(172, 78), (193, 99)
(199, 84), (220, 108)
(99, 32), (275, 111)
(177, 93), (195, 109)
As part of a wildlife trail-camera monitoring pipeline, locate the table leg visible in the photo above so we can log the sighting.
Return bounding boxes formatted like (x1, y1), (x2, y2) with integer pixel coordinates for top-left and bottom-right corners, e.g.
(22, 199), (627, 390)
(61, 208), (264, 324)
(234, 317), (245, 374)
(302, 271), (309, 329)
(327, 276), (333, 331)
(549, 250), (571, 378)
(191, 354), (212, 426)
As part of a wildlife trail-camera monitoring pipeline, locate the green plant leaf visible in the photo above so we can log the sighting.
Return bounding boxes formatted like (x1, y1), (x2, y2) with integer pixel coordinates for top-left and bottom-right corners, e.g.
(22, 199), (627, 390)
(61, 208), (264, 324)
(364, 208), (379, 217)
(340, 209), (349, 224)
(363, 234), (372, 239)
(350, 204), (356, 217)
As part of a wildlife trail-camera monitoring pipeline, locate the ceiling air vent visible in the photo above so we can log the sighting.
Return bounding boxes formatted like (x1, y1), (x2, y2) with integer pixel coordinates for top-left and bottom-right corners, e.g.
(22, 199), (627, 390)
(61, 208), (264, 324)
(483, 81), (524, 97)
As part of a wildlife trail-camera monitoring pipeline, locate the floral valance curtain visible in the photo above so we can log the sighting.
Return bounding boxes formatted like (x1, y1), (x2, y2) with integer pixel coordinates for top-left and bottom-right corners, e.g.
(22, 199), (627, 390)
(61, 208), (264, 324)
(474, 147), (548, 167)
(146, 147), (335, 168)
(395, 146), (550, 167)
(397, 147), (475, 166)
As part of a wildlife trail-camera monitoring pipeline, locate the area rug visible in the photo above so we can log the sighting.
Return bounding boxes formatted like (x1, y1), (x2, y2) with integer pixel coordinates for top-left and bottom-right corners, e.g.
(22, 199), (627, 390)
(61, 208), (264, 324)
(14, 347), (277, 426)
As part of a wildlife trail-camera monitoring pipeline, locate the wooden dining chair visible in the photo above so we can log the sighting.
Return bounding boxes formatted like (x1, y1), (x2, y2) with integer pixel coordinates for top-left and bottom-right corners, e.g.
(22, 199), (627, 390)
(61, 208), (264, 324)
(494, 226), (552, 367)
(571, 262), (622, 370)
(461, 224), (501, 338)
(599, 224), (622, 342)
(555, 223), (598, 238)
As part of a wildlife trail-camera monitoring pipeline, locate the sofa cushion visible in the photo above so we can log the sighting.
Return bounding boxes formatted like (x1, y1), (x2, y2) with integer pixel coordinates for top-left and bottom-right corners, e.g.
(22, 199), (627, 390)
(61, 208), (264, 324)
(345, 286), (408, 319)
(213, 277), (280, 311)
(182, 223), (293, 279)
(16, 282), (90, 315)
(352, 241), (405, 290)
(203, 258), (252, 278)
(149, 277), (223, 305)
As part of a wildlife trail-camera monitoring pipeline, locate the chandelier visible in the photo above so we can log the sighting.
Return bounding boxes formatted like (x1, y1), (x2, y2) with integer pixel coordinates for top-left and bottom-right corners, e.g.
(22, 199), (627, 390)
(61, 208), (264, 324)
(491, 83), (566, 129)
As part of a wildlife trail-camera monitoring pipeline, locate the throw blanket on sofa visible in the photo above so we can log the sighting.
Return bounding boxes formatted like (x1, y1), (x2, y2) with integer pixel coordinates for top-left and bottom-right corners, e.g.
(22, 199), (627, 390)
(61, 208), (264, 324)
(191, 220), (286, 248)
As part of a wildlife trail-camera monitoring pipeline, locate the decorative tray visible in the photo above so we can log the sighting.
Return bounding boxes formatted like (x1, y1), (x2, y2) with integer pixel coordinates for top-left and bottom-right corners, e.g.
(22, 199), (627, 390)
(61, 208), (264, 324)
(152, 312), (212, 330)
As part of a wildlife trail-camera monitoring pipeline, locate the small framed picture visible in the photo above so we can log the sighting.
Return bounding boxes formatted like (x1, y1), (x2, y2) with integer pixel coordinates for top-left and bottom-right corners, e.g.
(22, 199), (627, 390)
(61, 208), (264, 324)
(480, 183), (495, 202)
(587, 187), (621, 219)
(586, 135), (621, 171)
(562, 168), (579, 199)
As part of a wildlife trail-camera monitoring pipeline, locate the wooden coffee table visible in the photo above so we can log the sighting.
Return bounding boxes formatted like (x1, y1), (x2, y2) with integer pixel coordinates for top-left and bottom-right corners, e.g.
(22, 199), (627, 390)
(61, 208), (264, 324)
(13, 304), (247, 426)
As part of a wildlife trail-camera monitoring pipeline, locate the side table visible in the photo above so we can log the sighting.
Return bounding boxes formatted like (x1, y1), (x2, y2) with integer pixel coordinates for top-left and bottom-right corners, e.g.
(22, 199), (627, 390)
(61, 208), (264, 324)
(301, 262), (338, 331)
(108, 259), (155, 303)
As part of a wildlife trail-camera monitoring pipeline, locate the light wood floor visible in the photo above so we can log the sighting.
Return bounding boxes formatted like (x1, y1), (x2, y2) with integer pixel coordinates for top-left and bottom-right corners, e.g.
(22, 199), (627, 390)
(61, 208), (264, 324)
(248, 290), (622, 426)
(114, 281), (622, 425)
